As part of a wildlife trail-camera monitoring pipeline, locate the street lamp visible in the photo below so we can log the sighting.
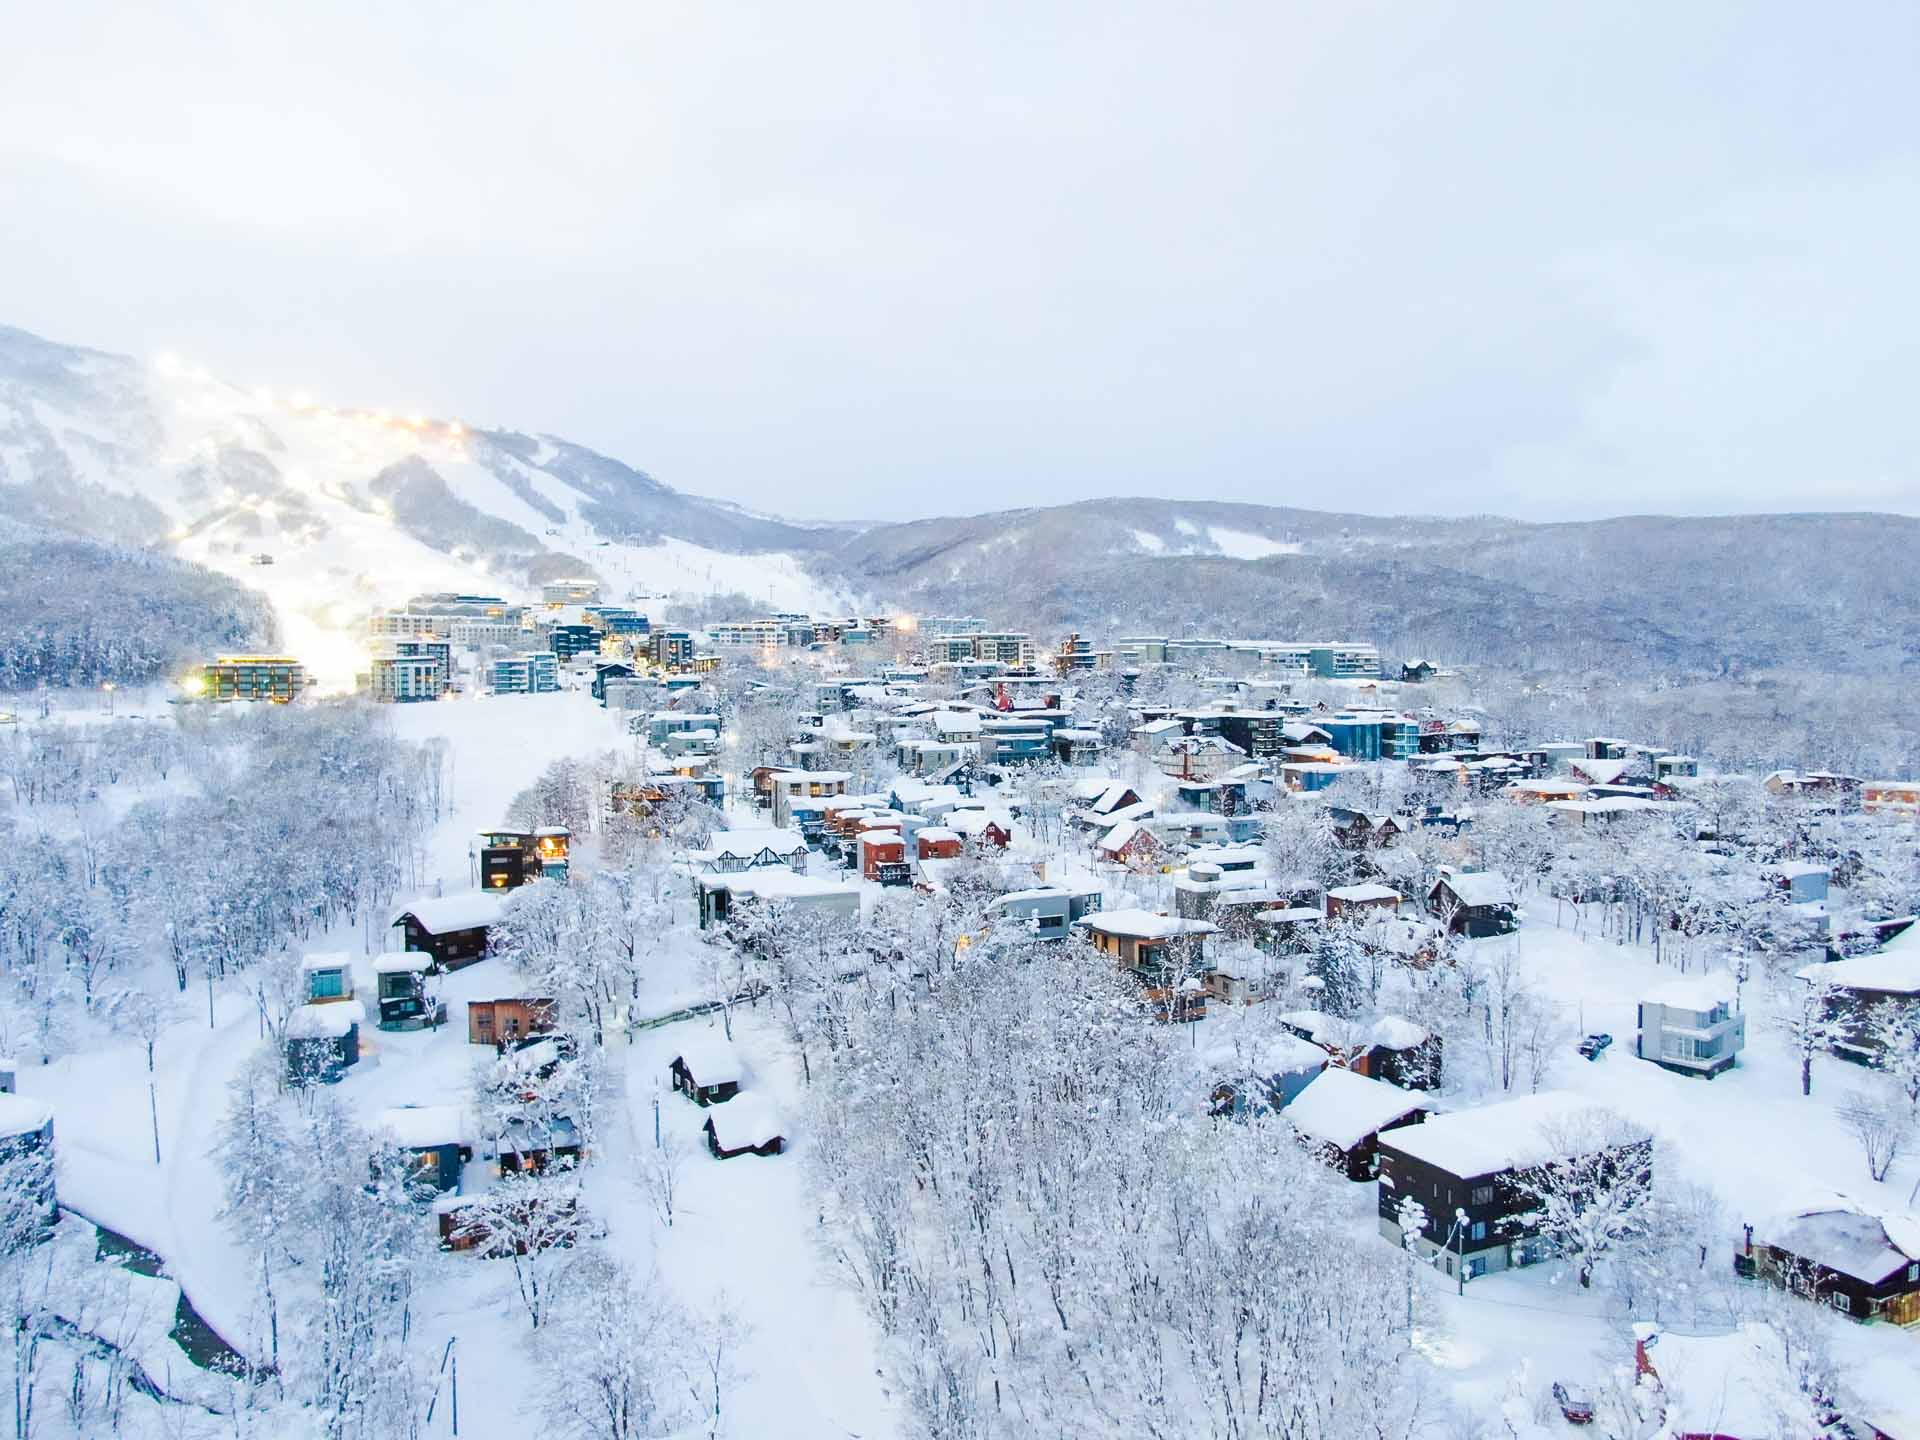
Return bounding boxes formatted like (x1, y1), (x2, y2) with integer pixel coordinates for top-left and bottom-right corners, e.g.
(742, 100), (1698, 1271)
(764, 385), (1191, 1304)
(1441, 1206), (1471, 1297)
(102, 681), (116, 714)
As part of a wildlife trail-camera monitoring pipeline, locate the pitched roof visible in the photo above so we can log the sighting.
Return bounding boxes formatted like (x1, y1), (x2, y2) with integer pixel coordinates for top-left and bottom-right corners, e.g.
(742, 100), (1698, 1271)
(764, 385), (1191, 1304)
(1378, 1092), (1631, 1178)
(392, 892), (507, 934)
(1284, 1067), (1427, 1152)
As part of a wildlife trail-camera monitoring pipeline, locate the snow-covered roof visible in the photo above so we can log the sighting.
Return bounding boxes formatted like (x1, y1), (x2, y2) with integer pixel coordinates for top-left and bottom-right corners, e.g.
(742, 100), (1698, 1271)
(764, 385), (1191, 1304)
(1632, 1324), (1802, 1440)
(301, 951), (351, 972)
(703, 870), (860, 902)
(287, 1000), (367, 1038)
(1378, 1092), (1630, 1178)
(1096, 820), (1146, 854)
(1795, 947), (1920, 996)
(947, 809), (1011, 836)
(1082, 909), (1218, 940)
(1762, 1205), (1920, 1284)
(1253, 907), (1325, 926)
(392, 892), (507, 934)
(1643, 972), (1737, 1013)
(0, 1093), (53, 1139)
(373, 953), (434, 975)
(1284, 1067), (1426, 1152)
(1571, 757), (1632, 784)
(669, 1031), (744, 1089)
(705, 1094), (786, 1151)
(1327, 883), (1400, 904)
(1369, 1015), (1431, 1051)
(1432, 870), (1514, 908)
(1546, 797), (1664, 815)
(695, 828), (808, 860)
(374, 1104), (470, 1150)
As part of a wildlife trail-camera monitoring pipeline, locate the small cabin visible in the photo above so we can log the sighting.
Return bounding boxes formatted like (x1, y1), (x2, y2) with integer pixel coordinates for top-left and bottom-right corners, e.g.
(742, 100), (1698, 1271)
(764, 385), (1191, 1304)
(497, 1115), (583, 1174)
(301, 953), (354, 1005)
(475, 829), (536, 890)
(373, 954), (437, 1030)
(670, 1033), (744, 1106)
(391, 894), (507, 972)
(1281, 1066), (1429, 1181)
(374, 1105), (471, 1194)
(532, 826), (571, 883)
(285, 1001), (364, 1084)
(703, 1096), (786, 1159)
(468, 998), (555, 1049)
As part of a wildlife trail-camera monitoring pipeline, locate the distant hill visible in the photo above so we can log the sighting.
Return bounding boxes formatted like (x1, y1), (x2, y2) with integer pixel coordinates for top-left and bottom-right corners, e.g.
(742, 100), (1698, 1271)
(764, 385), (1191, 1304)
(5, 323), (1914, 683)
(817, 498), (1920, 678)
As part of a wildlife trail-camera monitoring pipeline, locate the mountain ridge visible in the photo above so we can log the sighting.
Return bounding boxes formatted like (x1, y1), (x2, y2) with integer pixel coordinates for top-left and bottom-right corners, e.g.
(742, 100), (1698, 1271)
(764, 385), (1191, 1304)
(4, 322), (1914, 684)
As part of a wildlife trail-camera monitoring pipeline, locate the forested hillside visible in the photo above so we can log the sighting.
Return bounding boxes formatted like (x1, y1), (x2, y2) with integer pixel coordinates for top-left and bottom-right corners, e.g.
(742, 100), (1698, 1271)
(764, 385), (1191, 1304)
(0, 527), (275, 691)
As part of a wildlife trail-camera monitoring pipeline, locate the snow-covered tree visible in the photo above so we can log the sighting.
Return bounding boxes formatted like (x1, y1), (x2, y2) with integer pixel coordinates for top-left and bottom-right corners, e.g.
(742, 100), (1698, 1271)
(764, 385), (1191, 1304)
(1505, 1111), (1656, 1289)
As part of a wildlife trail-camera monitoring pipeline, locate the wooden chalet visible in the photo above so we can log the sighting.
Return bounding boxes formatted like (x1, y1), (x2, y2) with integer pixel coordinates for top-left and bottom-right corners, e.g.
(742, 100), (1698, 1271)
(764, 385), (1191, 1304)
(1426, 868), (1519, 937)
(703, 1095), (787, 1159)
(1081, 909), (1218, 1022)
(1737, 1205), (1920, 1326)
(1376, 1092), (1648, 1281)
(1797, 928), (1920, 1065)
(391, 892), (506, 971)
(1325, 883), (1401, 921)
(1283, 1066), (1429, 1181)
(468, 997), (555, 1048)
(285, 1001), (364, 1085)
(670, 1033), (745, 1107)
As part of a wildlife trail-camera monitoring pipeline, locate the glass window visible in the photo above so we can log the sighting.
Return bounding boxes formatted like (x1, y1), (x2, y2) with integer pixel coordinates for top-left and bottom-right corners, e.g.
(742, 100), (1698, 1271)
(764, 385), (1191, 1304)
(1471, 1221), (1486, 1242)
(310, 970), (343, 999)
(1471, 1185), (1494, 1205)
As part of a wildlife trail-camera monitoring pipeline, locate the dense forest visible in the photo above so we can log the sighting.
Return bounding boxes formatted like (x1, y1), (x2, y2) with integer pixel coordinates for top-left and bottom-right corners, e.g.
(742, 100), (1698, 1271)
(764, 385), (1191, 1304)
(0, 527), (275, 692)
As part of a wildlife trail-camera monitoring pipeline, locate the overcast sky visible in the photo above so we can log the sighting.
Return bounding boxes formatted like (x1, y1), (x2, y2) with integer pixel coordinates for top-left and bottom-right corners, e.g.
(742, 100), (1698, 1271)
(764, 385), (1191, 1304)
(4, 2), (1916, 522)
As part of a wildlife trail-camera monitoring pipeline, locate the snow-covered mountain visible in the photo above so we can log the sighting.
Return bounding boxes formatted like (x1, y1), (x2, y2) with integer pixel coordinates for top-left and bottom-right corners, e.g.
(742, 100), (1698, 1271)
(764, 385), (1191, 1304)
(0, 325), (855, 687)
(7, 322), (1916, 689)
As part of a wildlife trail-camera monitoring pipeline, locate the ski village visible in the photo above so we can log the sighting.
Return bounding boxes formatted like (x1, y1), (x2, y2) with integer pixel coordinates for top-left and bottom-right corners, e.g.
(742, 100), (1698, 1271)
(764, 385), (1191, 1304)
(2, 599), (1918, 1440)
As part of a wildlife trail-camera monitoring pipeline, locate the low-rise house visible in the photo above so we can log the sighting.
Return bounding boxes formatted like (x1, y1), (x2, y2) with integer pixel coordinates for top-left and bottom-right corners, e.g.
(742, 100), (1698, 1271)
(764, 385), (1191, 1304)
(1636, 973), (1746, 1077)
(1326, 883), (1401, 921)
(1081, 909), (1219, 1021)
(1769, 862), (1831, 907)
(947, 808), (1013, 849)
(858, 829), (912, 886)
(704, 1095), (787, 1159)
(1737, 1203), (1920, 1325)
(391, 893), (506, 971)
(670, 1033), (744, 1106)
(1864, 780), (1920, 817)
(914, 827), (963, 865)
(692, 829), (809, 873)
(1796, 927), (1920, 1064)
(1205, 1032), (1329, 1116)
(285, 1001), (364, 1084)
(1426, 869), (1518, 937)
(769, 770), (853, 829)
(375, 1105), (472, 1194)
(1632, 1323), (1835, 1440)
(373, 953), (439, 1030)
(1095, 819), (1161, 871)
(1283, 1066), (1430, 1181)
(1377, 1092), (1648, 1280)
(694, 869), (861, 931)
(467, 998), (555, 1049)
(302, 952), (354, 1005)
(990, 885), (1102, 939)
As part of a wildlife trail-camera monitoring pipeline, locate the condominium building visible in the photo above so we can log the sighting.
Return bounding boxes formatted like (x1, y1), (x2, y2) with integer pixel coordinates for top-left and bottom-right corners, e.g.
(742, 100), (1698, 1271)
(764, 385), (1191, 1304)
(197, 655), (307, 703)
(490, 652), (560, 694)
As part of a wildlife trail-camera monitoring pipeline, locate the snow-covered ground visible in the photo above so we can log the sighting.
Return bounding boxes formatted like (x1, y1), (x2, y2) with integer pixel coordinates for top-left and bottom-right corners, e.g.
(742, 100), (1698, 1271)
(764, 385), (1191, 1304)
(20, 688), (895, 1438)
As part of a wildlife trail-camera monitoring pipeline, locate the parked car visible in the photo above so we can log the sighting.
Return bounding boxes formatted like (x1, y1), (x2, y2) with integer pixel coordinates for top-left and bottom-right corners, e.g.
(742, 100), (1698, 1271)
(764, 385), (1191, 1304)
(1576, 1033), (1612, 1060)
(1551, 1381), (1595, 1423)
